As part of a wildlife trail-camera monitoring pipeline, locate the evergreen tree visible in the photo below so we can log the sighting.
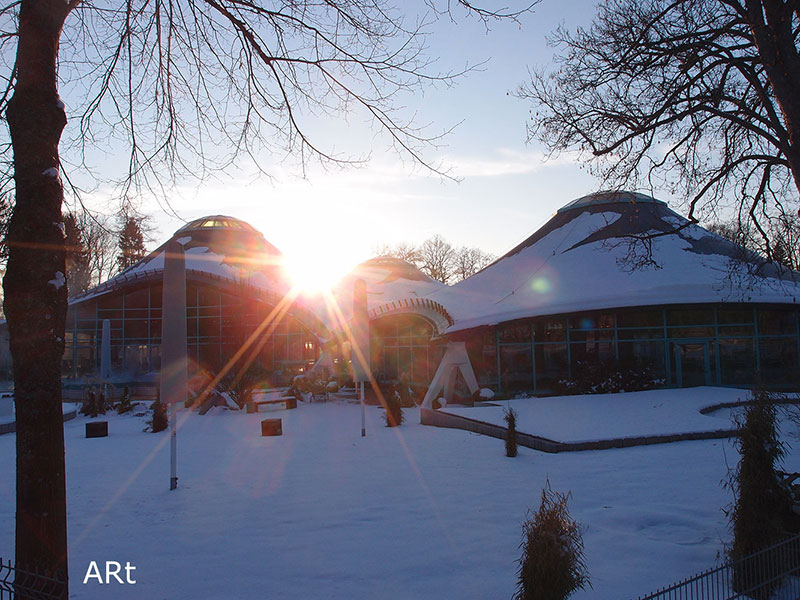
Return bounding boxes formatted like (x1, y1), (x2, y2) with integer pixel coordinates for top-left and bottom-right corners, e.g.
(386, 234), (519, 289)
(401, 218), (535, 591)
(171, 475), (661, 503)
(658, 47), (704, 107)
(117, 384), (134, 414)
(383, 383), (404, 427)
(148, 396), (168, 433)
(515, 485), (590, 600)
(504, 406), (518, 458)
(729, 389), (791, 598)
(63, 212), (91, 298)
(117, 210), (147, 272)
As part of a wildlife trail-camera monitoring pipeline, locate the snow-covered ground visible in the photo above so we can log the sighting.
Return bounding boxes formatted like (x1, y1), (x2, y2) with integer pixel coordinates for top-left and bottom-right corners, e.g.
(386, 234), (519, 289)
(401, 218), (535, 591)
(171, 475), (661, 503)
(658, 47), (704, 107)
(1, 391), (799, 600)
(442, 387), (749, 443)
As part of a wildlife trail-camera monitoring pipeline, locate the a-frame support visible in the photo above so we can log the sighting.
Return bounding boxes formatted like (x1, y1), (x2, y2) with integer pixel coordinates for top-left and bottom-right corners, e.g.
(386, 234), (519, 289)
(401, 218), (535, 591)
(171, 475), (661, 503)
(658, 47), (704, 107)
(422, 342), (480, 408)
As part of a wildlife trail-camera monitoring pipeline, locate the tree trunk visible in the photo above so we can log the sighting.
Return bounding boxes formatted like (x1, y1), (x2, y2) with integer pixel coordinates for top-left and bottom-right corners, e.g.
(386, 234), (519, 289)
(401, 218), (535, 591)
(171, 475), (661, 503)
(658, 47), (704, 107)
(3, 0), (72, 596)
(746, 0), (800, 195)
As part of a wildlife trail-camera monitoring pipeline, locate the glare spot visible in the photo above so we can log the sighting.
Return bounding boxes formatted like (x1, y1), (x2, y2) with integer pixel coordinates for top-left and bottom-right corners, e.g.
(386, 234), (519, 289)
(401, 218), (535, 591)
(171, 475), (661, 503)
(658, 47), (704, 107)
(531, 277), (551, 293)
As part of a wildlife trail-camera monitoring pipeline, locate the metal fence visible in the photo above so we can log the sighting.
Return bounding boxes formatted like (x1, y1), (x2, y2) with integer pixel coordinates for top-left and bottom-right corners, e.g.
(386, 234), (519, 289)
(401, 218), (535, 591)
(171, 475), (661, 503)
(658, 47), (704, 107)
(634, 534), (800, 600)
(0, 559), (66, 600)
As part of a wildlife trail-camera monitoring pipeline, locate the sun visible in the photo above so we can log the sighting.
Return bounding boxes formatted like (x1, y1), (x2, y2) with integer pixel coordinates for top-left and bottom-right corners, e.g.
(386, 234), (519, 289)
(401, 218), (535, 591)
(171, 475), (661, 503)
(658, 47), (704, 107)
(284, 252), (344, 295)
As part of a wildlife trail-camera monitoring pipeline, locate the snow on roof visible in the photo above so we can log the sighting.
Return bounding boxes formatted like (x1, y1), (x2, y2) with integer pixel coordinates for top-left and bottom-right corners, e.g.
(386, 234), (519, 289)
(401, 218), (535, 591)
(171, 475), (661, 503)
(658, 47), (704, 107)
(432, 192), (800, 334)
(74, 215), (290, 302)
(320, 257), (447, 330)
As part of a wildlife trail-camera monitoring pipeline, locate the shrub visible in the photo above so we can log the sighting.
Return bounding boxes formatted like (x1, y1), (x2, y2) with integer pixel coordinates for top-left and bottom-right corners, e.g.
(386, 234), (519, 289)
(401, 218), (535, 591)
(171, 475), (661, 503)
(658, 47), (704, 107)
(116, 384), (134, 414)
(504, 406), (518, 457)
(80, 389), (98, 418)
(729, 388), (792, 598)
(292, 374), (309, 393)
(515, 484), (590, 600)
(96, 391), (107, 414)
(555, 359), (662, 395)
(148, 397), (169, 433)
(219, 364), (265, 409)
(383, 384), (404, 427)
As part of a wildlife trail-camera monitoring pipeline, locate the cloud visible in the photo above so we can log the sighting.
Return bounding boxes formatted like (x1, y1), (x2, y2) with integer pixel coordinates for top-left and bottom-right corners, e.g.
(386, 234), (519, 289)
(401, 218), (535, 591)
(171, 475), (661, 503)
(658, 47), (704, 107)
(444, 148), (584, 178)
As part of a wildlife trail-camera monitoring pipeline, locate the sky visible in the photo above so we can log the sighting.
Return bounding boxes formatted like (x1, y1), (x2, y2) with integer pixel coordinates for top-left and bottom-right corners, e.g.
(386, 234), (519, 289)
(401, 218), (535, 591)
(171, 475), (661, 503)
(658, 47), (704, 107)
(76, 0), (612, 287)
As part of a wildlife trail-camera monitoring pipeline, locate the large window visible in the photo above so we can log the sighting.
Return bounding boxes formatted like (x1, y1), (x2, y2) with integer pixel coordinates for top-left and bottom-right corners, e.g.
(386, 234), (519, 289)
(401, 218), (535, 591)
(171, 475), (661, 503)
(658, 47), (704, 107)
(372, 315), (434, 386)
(463, 304), (800, 394)
(63, 280), (320, 379)
(500, 344), (533, 391)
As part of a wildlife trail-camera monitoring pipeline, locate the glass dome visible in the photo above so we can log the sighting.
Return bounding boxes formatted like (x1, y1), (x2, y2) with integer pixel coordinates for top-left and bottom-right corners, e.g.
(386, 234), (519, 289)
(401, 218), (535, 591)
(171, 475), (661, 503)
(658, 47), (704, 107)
(176, 215), (258, 233)
(557, 190), (665, 214)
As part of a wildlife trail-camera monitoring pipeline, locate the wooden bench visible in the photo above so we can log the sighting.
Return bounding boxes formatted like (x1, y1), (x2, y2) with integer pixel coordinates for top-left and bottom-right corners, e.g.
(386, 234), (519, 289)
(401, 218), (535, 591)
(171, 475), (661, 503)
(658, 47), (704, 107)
(246, 397), (297, 413)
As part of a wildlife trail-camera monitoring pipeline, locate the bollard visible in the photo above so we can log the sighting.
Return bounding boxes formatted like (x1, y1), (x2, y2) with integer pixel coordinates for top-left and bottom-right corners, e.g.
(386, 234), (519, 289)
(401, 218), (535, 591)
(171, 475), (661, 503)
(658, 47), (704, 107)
(86, 421), (108, 438)
(261, 418), (282, 436)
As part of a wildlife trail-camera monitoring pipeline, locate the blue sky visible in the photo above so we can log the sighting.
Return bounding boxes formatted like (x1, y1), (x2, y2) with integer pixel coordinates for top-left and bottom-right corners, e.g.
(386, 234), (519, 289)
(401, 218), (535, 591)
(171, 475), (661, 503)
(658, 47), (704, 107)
(81, 0), (607, 282)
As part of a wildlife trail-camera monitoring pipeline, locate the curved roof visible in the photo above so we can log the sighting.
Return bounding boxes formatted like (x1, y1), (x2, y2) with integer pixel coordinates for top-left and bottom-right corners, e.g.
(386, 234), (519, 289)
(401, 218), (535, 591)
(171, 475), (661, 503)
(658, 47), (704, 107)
(432, 191), (800, 334)
(356, 257), (438, 284)
(323, 256), (449, 333)
(74, 214), (289, 301)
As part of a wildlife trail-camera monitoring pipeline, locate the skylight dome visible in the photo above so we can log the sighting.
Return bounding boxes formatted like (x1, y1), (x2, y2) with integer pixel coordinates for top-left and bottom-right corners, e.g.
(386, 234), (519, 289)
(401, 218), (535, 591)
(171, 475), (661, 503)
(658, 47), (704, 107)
(177, 215), (258, 233)
(557, 190), (665, 214)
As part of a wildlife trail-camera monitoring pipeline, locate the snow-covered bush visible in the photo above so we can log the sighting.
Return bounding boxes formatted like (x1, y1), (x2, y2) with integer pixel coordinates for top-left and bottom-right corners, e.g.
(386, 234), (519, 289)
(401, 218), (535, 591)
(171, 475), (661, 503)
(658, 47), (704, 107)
(382, 384), (404, 427)
(326, 381), (339, 393)
(148, 397), (168, 433)
(504, 406), (518, 458)
(218, 365), (266, 409)
(117, 384), (134, 414)
(292, 374), (308, 392)
(80, 388), (104, 418)
(555, 360), (662, 395)
(515, 484), (589, 600)
(479, 388), (495, 400)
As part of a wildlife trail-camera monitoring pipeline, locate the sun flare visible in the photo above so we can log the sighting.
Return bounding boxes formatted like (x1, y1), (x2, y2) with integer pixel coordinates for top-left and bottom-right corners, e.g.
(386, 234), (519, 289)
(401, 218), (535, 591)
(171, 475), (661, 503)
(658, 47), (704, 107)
(284, 252), (345, 295)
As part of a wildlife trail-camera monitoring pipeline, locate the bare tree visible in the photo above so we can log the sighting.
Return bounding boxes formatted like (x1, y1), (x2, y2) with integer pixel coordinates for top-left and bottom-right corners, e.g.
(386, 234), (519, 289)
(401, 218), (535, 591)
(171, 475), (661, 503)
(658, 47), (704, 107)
(0, 0), (533, 593)
(81, 212), (117, 285)
(0, 194), (11, 316)
(708, 215), (800, 270)
(377, 237), (494, 282)
(418, 234), (456, 283)
(519, 0), (800, 259)
(374, 241), (423, 265)
(452, 245), (495, 281)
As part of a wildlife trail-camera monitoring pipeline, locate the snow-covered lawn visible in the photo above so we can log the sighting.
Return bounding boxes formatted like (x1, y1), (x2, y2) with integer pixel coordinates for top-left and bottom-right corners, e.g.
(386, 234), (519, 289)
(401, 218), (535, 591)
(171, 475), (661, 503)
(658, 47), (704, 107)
(442, 387), (750, 443)
(0, 392), (798, 600)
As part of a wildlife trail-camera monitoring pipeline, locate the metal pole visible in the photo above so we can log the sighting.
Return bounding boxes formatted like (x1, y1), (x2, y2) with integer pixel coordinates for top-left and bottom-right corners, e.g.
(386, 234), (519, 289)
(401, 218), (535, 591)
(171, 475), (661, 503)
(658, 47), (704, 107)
(169, 402), (178, 490)
(360, 380), (366, 437)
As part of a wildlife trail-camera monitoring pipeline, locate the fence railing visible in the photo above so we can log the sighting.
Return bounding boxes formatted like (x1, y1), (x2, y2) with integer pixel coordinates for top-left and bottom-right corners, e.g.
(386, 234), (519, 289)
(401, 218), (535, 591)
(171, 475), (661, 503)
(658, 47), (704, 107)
(0, 559), (66, 600)
(634, 533), (800, 600)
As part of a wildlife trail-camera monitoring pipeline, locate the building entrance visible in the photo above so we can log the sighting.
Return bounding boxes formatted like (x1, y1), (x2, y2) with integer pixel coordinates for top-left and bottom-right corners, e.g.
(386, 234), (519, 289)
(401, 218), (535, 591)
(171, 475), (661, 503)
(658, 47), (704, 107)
(670, 341), (713, 387)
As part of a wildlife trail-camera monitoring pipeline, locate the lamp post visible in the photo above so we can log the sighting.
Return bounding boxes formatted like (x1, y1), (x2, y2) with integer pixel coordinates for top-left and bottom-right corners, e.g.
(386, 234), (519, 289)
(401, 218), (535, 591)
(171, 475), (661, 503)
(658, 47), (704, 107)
(160, 239), (187, 490)
(352, 279), (369, 437)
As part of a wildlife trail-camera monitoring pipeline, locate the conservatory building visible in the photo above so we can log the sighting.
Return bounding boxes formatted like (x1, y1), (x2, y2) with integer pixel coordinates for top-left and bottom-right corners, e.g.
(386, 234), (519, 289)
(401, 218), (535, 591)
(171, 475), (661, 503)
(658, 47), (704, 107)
(2, 190), (798, 395)
(61, 215), (326, 385)
(427, 191), (800, 393)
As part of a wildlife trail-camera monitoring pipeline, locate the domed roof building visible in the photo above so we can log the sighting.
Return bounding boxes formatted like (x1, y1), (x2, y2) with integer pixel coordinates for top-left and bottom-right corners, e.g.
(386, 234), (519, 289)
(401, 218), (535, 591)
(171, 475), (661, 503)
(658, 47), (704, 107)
(429, 191), (800, 393)
(8, 190), (797, 397)
(324, 256), (452, 387)
(62, 215), (326, 384)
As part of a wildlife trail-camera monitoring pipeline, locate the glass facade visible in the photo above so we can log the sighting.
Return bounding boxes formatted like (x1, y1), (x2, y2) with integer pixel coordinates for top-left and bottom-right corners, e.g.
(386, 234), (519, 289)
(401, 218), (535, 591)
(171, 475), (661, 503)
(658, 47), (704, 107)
(62, 280), (319, 383)
(463, 304), (800, 393)
(370, 314), (437, 387)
